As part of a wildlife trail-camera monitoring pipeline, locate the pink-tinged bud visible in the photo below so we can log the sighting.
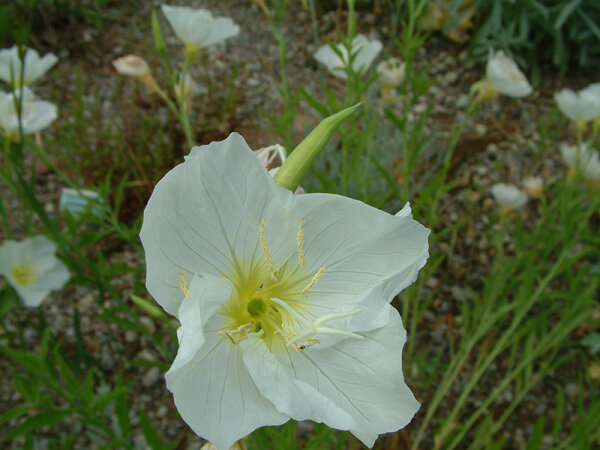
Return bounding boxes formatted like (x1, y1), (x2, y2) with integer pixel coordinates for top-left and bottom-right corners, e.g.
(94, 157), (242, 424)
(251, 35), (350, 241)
(522, 176), (543, 199)
(112, 55), (151, 79)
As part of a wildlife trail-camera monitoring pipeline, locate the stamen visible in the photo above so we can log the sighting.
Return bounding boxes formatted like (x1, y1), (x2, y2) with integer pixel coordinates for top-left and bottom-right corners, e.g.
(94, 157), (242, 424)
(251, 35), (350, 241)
(296, 218), (305, 267)
(285, 309), (364, 349)
(301, 266), (326, 295)
(259, 219), (277, 282)
(178, 272), (190, 299)
(218, 323), (254, 344)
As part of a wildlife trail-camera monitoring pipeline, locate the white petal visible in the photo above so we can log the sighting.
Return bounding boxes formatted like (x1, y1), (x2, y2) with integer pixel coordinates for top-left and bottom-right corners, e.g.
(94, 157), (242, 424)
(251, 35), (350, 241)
(314, 45), (347, 80)
(240, 336), (356, 432)
(272, 305), (420, 447)
(291, 193), (430, 331)
(166, 316), (289, 450)
(352, 35), (382, 74)
(140, 132), (297, 316)
(170, 273), (234, 372)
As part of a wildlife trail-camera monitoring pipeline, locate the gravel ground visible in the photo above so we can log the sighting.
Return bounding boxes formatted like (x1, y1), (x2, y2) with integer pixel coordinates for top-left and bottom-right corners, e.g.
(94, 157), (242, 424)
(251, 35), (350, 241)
(1, 1), (597, 449)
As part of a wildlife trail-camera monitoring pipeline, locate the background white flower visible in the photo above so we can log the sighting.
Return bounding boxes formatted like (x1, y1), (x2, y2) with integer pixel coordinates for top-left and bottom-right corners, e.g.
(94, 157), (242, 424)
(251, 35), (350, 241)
(491, 183), (528, 210)
(140, 133), (429, 449)
(554, 83), (600, 122)
(486, 49), (532, 98)
(0, 46), (58, 87)
(0, 236), (70, 307)
(560, 142), (600, 181)
(314, 34), (382, 80)
(161, 5), (240, 50)
(0, 87), (57, 137)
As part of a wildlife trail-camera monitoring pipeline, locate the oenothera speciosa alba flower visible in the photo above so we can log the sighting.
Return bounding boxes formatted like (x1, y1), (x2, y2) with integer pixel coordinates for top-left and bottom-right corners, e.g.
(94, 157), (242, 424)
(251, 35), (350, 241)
(554, 83), (600, 122)
(0, 86), (57, 139)
(161, 5), (240, 52)
(314, 34), (382, 80)
(491, 183), (528, 211)
(140, 133), (429, 449)
(0, 236), (70, 307)
(485, 49), (532, 98)
(0, 46), (58, 87)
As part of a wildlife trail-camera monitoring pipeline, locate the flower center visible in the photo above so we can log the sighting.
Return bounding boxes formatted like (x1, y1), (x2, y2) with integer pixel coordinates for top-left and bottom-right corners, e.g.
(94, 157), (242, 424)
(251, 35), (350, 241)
(11, 263), (38, 287)
(219, 218), (326, 350)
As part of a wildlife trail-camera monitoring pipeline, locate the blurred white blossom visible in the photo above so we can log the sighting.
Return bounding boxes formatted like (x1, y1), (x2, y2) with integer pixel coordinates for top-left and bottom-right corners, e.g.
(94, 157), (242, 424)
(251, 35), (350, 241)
(560, 142), (600, 181)
(486, 49), (532, 98)
(554, 83), (600, 122)
(161, 5), (240, 51)
(0, 236), (70, 307)
(491, 183), (528, 210)
(314, 34), (382, 80)
(0, 46), (58, 87)
(0, 87), (57, 138)
(140, 133), (429, 450)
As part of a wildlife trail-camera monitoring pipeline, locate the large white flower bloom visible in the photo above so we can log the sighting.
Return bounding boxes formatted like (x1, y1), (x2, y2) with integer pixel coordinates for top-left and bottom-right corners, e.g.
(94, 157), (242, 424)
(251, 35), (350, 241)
(161, 5), (240, 50)
(140, 133), (429, 449)
(0, 87), (57, 137)
(0, 46), (58, 87)
(486, 49), (532, 98)
(560, 142), (600, 181)
(491, 183), (528, 210)
(0, 236), (70, 307)
(554, 83), (600, 122)
(314, 34), (383, 80)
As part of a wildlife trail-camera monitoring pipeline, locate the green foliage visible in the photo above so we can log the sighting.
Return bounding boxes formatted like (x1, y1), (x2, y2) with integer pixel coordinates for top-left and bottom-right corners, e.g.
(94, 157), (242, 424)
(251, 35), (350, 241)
(0, 0), (113, 46)
(469, 0), (600, 77)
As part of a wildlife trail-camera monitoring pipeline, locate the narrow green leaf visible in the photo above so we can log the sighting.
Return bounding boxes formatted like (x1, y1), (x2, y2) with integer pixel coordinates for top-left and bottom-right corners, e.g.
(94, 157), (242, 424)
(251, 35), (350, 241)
(0, 404), (31, 424)
(554, 0), (582, 30)
(140, 410), (166, 449)
(152, 10), (167, 61)
(2, 409), (72, 441)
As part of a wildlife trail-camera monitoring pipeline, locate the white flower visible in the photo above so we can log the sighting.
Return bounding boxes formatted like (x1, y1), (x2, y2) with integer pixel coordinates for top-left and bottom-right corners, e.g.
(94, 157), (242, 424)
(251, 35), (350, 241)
(140, 133), (429, 449)
(0, 236), (70, 307)
(560, 142), (600, 181)
(522, 176), (544, 199)
(161, 5), (240, 50)
(377, 57), (406, 88)
(554, 83), (600, 122)
(491, 183), (528, 210)
(486, 49), (532, 98)
(314, 34), (383, 80)
(0, 46), (58, 87)
(0, 87), (57, 137)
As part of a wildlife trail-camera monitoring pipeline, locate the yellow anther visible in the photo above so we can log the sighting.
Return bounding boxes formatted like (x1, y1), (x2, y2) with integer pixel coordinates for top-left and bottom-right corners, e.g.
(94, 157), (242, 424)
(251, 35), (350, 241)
(178, 272), (190, 299)
(301, 266), (326, 295)
(219, 323), (254, 344)
(259, 219), (277, 281)
(296, 218), (305, 267)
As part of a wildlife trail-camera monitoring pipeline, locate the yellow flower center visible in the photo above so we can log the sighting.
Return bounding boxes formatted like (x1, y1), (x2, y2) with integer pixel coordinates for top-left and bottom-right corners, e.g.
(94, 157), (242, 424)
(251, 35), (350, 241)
(11, 263), (39, 287)
(218, 218), (325, 350)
